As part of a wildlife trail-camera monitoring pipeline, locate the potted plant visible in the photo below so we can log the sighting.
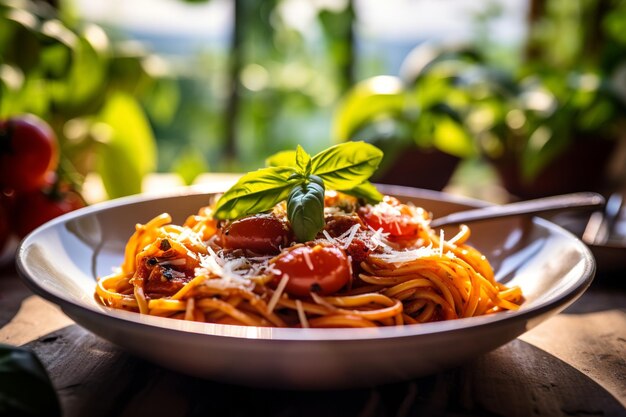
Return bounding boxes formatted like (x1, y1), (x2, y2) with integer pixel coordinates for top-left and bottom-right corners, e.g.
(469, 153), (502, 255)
(472, 0), (626, 199)
(331, 43), (479, 190)
(475, 70), (626, 199)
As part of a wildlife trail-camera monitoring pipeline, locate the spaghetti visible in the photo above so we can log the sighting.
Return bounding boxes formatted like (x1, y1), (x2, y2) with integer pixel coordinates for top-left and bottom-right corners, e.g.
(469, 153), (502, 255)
(96, 192), (523, 328)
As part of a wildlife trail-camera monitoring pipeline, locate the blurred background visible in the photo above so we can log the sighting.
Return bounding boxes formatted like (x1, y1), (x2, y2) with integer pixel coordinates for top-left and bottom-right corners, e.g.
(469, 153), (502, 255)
(1, 0), (625, 206)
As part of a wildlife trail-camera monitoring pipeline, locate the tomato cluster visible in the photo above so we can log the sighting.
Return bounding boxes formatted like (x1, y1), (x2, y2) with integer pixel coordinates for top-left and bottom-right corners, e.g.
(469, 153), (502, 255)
(0, 115), (85, 253)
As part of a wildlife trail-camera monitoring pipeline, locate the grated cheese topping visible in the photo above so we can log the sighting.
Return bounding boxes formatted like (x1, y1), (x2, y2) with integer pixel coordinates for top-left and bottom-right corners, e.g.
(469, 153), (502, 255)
(195, 247), (257, 290)
(266, 273), (289, 314)
(372, 244), (455, 266)
(366, 225), (393, 252)
(295, 299), (310, 328)
(302, 248), (314, 271)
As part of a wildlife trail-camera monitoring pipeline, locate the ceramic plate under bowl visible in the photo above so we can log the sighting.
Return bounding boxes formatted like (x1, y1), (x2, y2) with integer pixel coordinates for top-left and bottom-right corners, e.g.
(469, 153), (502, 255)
(16, 184), (595, 389)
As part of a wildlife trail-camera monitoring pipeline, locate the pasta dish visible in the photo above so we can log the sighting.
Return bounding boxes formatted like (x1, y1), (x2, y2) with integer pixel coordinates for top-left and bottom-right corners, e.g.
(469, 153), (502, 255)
(96, 192), (523, 328)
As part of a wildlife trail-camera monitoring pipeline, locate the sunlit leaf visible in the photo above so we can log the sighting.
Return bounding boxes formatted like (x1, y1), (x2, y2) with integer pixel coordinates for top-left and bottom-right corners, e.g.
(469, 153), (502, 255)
(68, 30), (107, 103)
(432, 116), (476, 158)
(520, 124), (569, 181)
(95, 92), (157, 198)
(213, 166), (298, 220)
(142, 77), (179, 126)
(295, 145), (311, 175)
(171, 148), (210, 185)
(310, 142), (383, 190)
(339, 180), (383, 204)
(332, 75), (405, 142)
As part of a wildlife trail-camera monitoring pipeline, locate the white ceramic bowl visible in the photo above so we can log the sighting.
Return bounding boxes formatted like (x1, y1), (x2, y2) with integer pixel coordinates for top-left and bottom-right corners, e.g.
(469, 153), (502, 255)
(16, 184), (595, 389)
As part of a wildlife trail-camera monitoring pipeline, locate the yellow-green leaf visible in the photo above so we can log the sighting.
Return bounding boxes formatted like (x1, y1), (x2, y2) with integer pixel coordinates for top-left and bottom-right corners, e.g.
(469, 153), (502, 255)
(332, 75), (405, 142)
(96, 93), (157, 198)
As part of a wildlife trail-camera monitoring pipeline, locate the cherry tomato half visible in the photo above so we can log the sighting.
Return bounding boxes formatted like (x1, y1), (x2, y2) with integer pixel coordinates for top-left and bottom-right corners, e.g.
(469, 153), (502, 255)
(220, 213), (292, 255)
(0, 114), (59, 192)
(359, 196), (420, 241)
(272, 245), (351, 297)
(14, 188), (84, 238)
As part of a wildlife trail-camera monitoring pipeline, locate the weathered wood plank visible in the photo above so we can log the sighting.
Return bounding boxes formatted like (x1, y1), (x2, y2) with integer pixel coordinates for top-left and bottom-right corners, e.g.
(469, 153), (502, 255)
(23, 327), (626, 417)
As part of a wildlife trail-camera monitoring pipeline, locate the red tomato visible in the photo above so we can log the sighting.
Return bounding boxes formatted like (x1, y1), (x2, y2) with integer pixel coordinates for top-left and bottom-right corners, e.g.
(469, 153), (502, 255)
(14, 188), (85, 238)
(0, 114), (59, 192)
(272, 245), (351, 297)
(220, 213), (292, 255)
(359, 196), (420, 241)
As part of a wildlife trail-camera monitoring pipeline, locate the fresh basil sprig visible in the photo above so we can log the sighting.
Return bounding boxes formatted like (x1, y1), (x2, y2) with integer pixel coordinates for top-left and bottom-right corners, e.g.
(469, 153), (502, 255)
(211, 166), (298, 220)
(214, 142), (383, 241)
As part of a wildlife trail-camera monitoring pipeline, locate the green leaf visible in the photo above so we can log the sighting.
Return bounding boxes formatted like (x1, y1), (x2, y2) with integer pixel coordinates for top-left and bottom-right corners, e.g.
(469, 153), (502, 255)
(295, 145), (311, 175)
(265, 150), (296, 168)
(431, 115), (476, 158)
(339, 180), (383, 204)
(287, 175), (326, 242)
(310, 142), (383, 190)
(0, 344), (61, 417)
(59, 29), (107, 109)
(214, 166), (298, 220)
(332, 75), (405, 142)
(95, 92), (157, 198)
(171, 148), (210, 185)
(521, 124), (569, 181)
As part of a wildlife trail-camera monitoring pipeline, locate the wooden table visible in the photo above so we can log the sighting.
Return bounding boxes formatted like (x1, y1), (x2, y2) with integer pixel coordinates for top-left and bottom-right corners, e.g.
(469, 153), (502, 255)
(1, 259), (625, 417)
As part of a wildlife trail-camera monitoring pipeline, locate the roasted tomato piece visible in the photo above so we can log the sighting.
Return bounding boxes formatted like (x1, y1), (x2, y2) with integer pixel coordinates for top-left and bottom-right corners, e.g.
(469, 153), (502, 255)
(271, 245), (351, 297)
(323, 214), (363, 237)
(134, 238), (200, 297)
(220, 213), (292, 255)
(323, 215), (371, 265)
(359, 196), (421, 241)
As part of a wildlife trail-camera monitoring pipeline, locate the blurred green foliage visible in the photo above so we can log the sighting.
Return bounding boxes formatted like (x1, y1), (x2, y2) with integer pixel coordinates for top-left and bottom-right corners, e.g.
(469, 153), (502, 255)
(334, 0), (626, 189)
(3, 0), (624, 199)
(0, 0), (176, 198)
(332, 46), (481, 174)
(158, 0), (356, 176)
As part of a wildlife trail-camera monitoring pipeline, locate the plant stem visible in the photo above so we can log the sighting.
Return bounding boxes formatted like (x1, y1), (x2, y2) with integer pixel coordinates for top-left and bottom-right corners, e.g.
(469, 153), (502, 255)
(223, 0), (244, 162)
(524, 0), (546, 62)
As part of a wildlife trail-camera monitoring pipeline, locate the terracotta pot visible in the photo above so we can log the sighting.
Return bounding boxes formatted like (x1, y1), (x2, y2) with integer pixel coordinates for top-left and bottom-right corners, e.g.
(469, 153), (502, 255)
(373, 146), (461, 191)
(493, 138), (619, 199)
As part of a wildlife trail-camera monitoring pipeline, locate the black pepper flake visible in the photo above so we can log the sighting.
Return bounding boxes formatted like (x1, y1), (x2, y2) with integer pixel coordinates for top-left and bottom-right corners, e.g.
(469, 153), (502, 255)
(309, 283), (322, 293)
(160, 239), (171, 251)
(162, 268), (174, 281)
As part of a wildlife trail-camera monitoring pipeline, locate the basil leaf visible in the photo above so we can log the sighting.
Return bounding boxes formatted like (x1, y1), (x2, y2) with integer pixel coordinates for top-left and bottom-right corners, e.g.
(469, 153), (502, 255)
(0, 344), (61, 417)
(214, 166), (298, 219)
(287, 175), (326, 242)
(339, 180), (383, 204)
(310, 142), (383, 190)
(295, 145), (311, 176)
(265, 150), (296, 168)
